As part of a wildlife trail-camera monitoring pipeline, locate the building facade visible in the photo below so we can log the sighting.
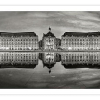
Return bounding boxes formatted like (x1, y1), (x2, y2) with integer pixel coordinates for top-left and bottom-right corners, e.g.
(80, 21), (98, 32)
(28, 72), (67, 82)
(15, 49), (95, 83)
(56, 38), (61, 49)
(0, 32), (39, 50)
(61, 32), (100, 51)
(39, 40), (43, 50)
(1, 31), (100, 51)
(42, 28), (56, 51)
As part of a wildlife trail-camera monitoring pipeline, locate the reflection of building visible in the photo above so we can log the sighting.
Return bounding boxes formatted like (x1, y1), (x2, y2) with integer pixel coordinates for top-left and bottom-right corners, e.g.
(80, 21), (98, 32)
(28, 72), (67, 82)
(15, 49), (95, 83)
(61, 52), (100, 68)
(0, 32), (39, 50)
(61, 32), (100, 51)
(0, 52), (38, 68)
(41, 52), (56, 73)
(42, 28), (56, 51)
(56, 53), (61, 62)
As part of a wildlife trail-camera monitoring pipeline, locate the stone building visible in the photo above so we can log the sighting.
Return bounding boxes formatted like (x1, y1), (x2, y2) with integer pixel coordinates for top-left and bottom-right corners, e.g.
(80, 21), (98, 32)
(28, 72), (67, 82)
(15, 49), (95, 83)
(0, 32), (39, 50)
(42, 28), (56, 51)
(61, 32), (100, 51)
(56, 38), (61, 49)
(39, 40), (43, 50)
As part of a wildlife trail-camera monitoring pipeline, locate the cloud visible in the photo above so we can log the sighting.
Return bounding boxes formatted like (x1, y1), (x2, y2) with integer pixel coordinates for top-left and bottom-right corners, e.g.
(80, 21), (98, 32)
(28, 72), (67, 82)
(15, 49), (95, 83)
(0, 11), (100, 40)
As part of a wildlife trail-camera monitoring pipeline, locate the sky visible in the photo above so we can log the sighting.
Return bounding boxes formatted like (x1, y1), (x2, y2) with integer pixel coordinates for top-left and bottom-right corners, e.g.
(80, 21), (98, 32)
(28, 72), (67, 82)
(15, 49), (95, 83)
(0, 11), (100, 40)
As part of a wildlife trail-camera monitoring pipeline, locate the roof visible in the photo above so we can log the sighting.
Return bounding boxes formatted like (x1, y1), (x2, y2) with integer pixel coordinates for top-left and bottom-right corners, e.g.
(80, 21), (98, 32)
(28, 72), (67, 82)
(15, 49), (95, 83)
(62, 32), (100, 37)
(1, 64), (37, 68)
(0, 32), (37, 36)
(43, 31), (55, 37)
(43, 63), (55, 68)
(62, 64), (100, 69)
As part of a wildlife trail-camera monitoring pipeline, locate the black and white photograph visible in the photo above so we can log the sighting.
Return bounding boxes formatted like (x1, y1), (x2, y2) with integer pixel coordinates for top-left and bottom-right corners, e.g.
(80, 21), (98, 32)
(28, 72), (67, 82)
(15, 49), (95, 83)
(0, 11), (100, 89)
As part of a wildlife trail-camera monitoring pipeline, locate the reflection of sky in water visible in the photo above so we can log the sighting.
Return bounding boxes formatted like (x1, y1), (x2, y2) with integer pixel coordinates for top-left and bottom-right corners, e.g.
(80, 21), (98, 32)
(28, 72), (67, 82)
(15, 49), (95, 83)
(0, 52), (100, 88)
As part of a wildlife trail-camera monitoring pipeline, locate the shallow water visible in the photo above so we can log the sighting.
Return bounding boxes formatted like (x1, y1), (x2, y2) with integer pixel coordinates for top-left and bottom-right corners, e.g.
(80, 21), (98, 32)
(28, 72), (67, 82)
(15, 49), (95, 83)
(0, 52), (100, 89)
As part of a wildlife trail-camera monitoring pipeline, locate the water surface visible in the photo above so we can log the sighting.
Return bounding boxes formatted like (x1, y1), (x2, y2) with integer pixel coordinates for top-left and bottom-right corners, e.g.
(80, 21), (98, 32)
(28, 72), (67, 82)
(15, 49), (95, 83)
(0, 52), (100, 89)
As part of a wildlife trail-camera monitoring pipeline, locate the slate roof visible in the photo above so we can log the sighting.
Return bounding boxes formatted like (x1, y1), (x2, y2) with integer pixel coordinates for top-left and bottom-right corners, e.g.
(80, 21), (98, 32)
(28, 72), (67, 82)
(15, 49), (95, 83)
(62, 32), (100, 37)
(43, 31), (55, 37)
(0, 32), (37, 36)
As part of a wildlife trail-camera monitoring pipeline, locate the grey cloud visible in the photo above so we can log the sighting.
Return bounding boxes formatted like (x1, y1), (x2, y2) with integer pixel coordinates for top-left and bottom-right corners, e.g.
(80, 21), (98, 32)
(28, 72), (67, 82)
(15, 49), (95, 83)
(0, 11), (100, 40)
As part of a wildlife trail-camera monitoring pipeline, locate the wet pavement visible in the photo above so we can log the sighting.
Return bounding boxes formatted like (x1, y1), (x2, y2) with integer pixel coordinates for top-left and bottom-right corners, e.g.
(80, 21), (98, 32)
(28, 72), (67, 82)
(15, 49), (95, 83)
(0, 52), (100, 89)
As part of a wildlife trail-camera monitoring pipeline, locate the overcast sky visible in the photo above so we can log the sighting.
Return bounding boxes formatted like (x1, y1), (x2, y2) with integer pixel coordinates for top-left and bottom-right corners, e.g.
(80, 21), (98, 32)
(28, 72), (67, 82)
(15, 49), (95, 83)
(0, 11), (100, 40)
